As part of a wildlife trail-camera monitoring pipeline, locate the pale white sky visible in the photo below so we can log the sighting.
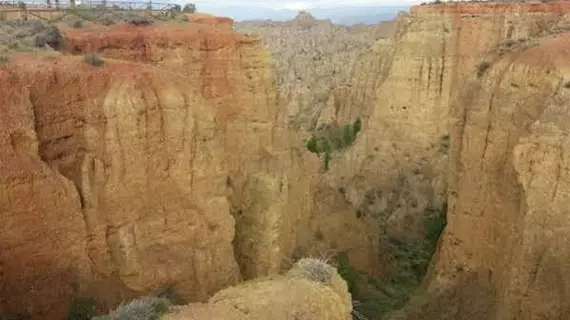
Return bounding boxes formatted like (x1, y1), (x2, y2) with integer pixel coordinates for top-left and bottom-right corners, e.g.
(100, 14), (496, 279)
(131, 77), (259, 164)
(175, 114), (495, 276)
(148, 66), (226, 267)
(193, 0), (421, 9)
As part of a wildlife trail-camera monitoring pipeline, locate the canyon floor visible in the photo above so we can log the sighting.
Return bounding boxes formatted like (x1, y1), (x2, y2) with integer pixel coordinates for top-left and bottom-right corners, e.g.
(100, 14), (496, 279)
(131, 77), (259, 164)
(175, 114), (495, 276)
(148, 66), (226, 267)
(2, 1), (570, 320)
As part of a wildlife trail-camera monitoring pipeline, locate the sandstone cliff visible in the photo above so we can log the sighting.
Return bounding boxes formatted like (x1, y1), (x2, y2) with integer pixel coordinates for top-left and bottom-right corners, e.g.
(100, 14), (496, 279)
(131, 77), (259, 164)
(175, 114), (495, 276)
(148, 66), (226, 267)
(382, 2), (570, 320)
(0, 20), (297, 318)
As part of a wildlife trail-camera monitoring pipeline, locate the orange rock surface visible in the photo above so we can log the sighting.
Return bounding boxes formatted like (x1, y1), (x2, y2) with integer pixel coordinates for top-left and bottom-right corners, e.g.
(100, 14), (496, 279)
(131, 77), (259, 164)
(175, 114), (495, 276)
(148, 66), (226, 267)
(0, 20), (283, 318)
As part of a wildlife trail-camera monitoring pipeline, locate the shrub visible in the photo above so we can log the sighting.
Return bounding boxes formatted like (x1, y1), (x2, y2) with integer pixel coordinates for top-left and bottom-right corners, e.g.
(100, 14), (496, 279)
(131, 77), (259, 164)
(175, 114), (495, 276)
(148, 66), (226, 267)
(177, 14), (190, 22)
(84, 53), (104, 67)
(424, 203), (447, 250)
(152, 286), (184, 305)
(66, 297), (98, 320)
(438, 135), (450, 154)
(99, 15), (115, 26)
(355, 202), (448, 319)
(288, 258), (334, 284)
(0, 54), (9, 65)
(305, 118), (362, 171)
(306, 136), (318, 153)
(71, 20), (84, 28)
(182, 3), (196, 13)
(92, 297), (170, 320)
(476, 61), (491, 78)
(126, 16), (154, 26)
(33, 24), (64, 50)
(334, 252), (361, 296)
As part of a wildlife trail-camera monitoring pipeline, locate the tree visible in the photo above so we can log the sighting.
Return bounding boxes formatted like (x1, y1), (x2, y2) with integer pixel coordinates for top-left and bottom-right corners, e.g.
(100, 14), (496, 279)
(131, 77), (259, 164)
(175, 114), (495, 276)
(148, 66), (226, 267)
(182, 3), (196, 13)
(306, 136), (318, 154)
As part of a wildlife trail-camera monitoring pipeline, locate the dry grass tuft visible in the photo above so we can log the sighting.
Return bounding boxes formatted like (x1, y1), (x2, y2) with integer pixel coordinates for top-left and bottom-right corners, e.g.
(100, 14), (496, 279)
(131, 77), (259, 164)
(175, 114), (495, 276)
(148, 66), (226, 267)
(288, 258), (336, 284)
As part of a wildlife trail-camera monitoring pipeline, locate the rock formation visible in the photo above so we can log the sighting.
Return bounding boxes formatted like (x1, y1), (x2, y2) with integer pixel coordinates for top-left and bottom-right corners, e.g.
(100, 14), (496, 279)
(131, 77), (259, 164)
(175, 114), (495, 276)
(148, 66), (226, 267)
(163, 258), (352, 320)
(380, 2), (570, 320)
(0, 20), (291, 318)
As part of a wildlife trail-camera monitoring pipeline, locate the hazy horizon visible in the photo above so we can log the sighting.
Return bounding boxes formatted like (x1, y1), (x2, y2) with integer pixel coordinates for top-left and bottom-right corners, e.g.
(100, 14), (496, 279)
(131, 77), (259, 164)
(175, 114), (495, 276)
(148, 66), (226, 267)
(184, 2), (414, 25)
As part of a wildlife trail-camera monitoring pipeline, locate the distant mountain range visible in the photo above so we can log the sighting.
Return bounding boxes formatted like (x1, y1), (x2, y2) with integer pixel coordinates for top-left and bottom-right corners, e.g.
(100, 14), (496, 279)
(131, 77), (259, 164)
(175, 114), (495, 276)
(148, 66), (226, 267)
(195, 5), (412, 25)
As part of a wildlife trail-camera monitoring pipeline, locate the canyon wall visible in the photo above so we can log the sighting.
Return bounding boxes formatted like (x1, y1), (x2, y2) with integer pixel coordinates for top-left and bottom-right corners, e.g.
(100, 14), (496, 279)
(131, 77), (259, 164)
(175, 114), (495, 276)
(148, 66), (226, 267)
(236, 12), (397, 276)
(0, 20), (316, 318)
(385, 2), (570, 320)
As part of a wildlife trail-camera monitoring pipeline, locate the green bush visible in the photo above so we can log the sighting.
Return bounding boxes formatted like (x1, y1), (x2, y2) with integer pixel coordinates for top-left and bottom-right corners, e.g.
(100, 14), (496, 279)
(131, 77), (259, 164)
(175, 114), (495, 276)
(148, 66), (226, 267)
(306, 136), (318, 153)
(354, 203), (448, 319)
(177, 14), (190, 22)
(476, 61), (491, 78)
(126, 16), (154, 26)
(335, 252), (361, 296)
(424, 203), (447, 251)
(92, 297), (170, 320)
(0, 54), (9, 65)
(438, 135), (450, 154)
(152, 286), (184, 305)
(182, 3), (196, 13)
(66, 298), (98, 320)
(84, 53), (104, 67)
(71, 20), (84, 28)
(306, 118), (362, 171)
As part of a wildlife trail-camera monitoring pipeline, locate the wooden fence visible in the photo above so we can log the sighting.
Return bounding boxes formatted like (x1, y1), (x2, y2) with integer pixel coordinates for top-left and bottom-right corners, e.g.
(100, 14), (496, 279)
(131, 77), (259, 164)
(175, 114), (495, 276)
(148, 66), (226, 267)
(0, 0), (180, 21)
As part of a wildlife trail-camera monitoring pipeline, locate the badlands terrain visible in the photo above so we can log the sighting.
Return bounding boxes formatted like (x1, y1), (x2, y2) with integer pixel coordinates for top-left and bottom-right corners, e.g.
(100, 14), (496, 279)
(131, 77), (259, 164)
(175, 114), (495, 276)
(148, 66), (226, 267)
(1, 1), (570, 320)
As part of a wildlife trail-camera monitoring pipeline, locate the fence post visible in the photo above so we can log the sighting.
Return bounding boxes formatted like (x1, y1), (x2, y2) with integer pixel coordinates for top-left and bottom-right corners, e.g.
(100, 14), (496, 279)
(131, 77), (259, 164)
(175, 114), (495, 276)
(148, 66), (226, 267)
(18, 1), (27, 20)
(46, 0), (51, 8)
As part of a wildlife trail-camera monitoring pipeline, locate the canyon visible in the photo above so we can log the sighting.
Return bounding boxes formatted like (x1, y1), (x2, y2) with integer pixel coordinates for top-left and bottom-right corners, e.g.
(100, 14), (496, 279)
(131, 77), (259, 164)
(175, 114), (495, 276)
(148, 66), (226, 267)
(2, 2), (570, 320)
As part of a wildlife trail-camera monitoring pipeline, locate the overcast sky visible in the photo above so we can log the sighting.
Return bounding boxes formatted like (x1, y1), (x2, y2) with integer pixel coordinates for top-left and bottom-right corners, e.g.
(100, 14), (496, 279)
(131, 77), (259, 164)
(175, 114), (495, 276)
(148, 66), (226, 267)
(192, 0), (421, 9)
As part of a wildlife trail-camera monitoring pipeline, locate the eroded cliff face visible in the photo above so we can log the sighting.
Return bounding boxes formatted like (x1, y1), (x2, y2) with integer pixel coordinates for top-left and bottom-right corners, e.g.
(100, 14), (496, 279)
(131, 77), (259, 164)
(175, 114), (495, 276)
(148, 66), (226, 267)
(392, 3), (570, 320)
(0, 20), (304, 318)
(0, 71), (92, 319)
(0, 56), (240, 317)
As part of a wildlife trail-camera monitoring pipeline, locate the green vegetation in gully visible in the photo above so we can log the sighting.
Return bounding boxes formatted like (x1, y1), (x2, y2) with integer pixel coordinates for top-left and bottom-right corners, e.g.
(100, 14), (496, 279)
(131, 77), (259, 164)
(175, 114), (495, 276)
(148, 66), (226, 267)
(306, 118), (362, 170)
(336, 203), (447, 319)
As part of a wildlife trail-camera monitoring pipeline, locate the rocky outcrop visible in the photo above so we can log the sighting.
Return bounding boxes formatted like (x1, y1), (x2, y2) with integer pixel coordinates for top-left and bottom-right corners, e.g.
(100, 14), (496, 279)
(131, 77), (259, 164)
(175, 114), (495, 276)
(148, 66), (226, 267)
(163, 259), (352, 320)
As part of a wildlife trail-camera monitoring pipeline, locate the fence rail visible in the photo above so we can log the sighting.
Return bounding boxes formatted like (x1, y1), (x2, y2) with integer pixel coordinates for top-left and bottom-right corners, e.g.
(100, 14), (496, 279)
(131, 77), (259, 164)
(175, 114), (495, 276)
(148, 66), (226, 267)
(0, 0), (179, 11)
(0, 0), (183, 22)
